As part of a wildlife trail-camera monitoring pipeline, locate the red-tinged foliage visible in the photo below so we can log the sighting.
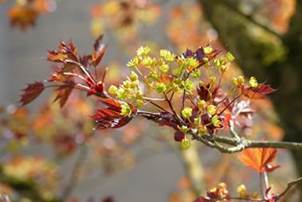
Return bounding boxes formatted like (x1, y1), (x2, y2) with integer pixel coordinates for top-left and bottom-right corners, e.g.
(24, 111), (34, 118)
(242, 84), (276, 99)
(91, 35), (106, 67)
(174, 131), (185, 142)
(92, 98), (136, 129)
(238, 148), (280, 173)
(20, 82), (45, 105)
(53, 82), (75, 107)
(48, 41), (78, 63)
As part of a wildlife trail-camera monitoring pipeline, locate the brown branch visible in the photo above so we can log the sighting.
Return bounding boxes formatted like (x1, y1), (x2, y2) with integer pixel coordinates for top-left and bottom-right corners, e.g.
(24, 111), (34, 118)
(192, 134), (302, 153)
(276, 177), (302, 200)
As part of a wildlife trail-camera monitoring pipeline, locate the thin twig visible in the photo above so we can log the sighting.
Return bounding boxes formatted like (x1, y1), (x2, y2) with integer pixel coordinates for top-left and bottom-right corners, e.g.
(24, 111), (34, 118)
(276, 177), (302, 200)
(61, 144), (88, 200)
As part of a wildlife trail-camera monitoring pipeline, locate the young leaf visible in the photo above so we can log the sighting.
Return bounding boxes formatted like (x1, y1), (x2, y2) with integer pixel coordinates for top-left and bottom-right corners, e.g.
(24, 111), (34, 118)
(238, 148), (280, 173)
(53, 82), (75, 107)
(92, 107), (133, 129)
(91, 36), (106, 67)
(20, 82), (44, 105)
(242, 84), (276, 99)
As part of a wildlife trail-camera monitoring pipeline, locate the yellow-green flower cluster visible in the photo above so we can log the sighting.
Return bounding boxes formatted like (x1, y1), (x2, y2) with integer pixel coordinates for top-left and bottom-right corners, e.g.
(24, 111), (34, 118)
(108, 71), (144, 107)
(213, 52), (235, 72)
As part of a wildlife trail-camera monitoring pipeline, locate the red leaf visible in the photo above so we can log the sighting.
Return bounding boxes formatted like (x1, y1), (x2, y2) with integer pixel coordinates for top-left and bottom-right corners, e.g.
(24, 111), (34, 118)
(53, 82), (75, 107)
(94, 35), (104, 51)
(91, 45), (106, 67)
(238, 148), (279, 173)
(20, 82), (44, 105)
(242, 84), (276, 99)
(47, 50), (68, 62)
(92, 108), (133, 129)
(48, 41), (78, 63)
(92, 98), (136, 129)
(91, 35), (106, 66)
(98, 97), (122, 110)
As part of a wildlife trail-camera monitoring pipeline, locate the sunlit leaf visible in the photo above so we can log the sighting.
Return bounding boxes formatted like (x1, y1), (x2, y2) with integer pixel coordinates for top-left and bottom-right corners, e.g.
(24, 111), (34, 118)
(20, 82), (45, 105)
(238, 148), (280, 173)
(242, 84), (276, 99)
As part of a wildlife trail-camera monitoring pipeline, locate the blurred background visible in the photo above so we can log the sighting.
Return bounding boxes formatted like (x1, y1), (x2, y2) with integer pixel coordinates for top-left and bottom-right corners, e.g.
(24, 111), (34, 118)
(0, 0), (301, 201)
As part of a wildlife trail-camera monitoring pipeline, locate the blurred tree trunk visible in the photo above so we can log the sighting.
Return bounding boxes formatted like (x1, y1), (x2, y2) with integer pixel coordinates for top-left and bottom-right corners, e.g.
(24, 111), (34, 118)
(200, 0), (302, 195)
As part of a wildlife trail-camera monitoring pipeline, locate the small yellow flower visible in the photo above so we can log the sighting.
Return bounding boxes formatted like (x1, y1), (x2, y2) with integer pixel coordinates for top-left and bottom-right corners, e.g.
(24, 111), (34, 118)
(160, 49), (175, 62)
(181, 107), (192, 119)
(198, 99), (207, 110)
(159, 64), (169, 73)
(120, 102), (131, 116)
(108, 85), (118, 96)
(203, 46), (213, 54)
(237, 184), (249, 199)
(232, 75), (245, 86)
(137, 46), (151, 56)
(226, 52), (235, 62)
(180, 138), (191, 150)
(142, 56), (155, 66)
(129, 71), (138, 81)
(127, 57), (140, 68)
(155, 82), (167, 93)
(211, 115), (221, 127)
(249, 76), (258, 88)
(207, 105), (217, 116)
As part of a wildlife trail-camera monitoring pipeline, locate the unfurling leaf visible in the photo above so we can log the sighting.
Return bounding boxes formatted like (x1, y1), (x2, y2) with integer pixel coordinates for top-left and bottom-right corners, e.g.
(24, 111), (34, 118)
(92, 98), (136, 129)
(92, 108), (133, 129)
(238, 148), (280, 173)
(242, 84), (276, 99)
(20, 82), (44, 105)
(47, 41), (78, 63)
(91, 35), (106, 66)
(53, 81), (75, 107)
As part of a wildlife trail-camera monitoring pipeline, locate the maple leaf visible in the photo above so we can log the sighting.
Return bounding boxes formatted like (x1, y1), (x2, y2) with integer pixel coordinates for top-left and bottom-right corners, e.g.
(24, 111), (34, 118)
(47, 41), (78, 63)
(242, 84), (276, 99)
(53, 81), (75, 107)
(91, 35), (106, 67)
(92, 98), (136, 129)
(20, 82), (45, 105)
(238, 148), (280, 173)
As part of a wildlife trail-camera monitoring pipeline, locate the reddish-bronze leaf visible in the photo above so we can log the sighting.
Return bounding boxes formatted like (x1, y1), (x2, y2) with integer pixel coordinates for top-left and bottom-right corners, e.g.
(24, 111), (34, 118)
(91, 44), (106, 67)
(47, 50), (68, 62)
(92, 98), (136, 129)
(53, 82), (75, 107)
(92, 108), (133, 129)
(20, 82), (44, 105)
(48, 41), (78, 63)
(91, 35), (106, 67)
(98, 98), (121, 109)
(242, 84), (276, 99)
(93, 35), (104, 51)
(238, 148), (280, 173)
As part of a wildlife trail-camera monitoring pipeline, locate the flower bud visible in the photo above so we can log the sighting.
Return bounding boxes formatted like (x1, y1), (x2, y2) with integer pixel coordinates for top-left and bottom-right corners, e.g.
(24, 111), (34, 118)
(180, 138), (191, 150)
(181, 107), (192, 119)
